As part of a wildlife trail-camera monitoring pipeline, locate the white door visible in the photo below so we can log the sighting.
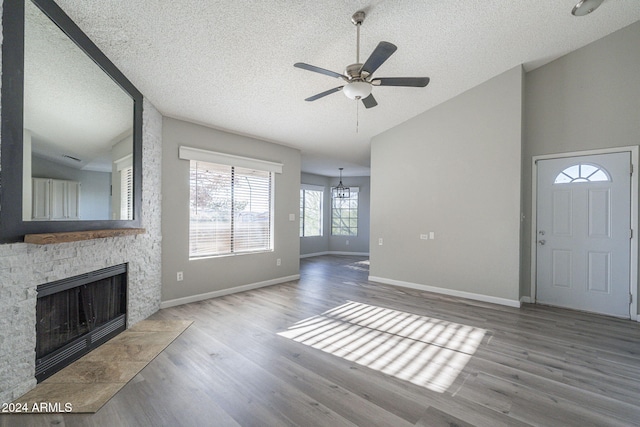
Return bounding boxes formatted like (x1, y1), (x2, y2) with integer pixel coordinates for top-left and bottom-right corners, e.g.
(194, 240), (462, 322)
(536, 152), (631, 318)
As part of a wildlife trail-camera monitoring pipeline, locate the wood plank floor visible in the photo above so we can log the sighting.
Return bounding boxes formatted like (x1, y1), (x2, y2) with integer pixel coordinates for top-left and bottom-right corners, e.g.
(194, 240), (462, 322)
(3, 255), (640, 426)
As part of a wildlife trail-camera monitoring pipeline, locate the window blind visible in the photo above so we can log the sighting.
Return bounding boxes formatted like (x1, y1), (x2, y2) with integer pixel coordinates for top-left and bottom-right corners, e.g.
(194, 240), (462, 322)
(120, 166), (133, 220)
(189, 160), (273, 258)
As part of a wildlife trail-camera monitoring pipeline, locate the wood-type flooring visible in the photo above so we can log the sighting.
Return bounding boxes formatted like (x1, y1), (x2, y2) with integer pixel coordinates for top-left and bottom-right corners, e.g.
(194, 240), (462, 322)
(2, 255), (640, 426)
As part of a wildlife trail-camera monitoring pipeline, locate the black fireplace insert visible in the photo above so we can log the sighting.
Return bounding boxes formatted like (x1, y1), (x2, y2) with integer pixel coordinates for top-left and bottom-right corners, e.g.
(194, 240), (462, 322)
(35, 264), (127, 382)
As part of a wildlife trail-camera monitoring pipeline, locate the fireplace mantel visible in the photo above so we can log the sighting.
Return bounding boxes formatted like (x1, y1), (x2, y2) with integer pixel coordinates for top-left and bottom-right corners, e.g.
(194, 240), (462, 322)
(24, 228), (146, 245)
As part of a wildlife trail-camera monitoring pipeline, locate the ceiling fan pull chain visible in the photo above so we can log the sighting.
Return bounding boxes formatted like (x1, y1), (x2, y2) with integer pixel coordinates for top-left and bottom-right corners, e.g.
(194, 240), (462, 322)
(356, 101), (359, 133)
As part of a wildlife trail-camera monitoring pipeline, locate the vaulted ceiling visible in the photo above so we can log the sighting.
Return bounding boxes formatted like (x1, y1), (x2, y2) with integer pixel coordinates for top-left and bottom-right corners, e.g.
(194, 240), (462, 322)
(55, 0), (640, 176)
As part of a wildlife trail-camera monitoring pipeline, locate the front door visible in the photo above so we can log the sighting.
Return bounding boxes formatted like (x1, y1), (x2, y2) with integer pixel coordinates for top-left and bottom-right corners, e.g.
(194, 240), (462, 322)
(536, 152), (631, 318)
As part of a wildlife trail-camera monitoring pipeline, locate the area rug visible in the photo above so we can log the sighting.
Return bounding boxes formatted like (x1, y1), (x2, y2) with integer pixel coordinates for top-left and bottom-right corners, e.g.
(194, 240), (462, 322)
(13, 319), (192, 413)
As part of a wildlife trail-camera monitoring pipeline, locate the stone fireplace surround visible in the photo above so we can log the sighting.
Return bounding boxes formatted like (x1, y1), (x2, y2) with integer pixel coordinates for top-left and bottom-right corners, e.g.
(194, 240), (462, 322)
(0, 94), (163, 403)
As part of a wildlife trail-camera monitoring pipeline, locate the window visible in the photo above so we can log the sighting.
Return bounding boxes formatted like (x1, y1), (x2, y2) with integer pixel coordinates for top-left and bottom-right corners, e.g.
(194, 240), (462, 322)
(114, 154), (134, 220)
(180, 146), (282, 259)
(332, 187), (358, 236)
(554, 163), (610, 184)
(189, 160), (273, 258)
(120, 166), (133, 220)
(300, 185), (323, 237)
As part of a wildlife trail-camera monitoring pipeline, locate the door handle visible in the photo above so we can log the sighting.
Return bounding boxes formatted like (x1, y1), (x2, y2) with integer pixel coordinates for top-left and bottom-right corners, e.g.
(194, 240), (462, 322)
(538, 239), (546, 245)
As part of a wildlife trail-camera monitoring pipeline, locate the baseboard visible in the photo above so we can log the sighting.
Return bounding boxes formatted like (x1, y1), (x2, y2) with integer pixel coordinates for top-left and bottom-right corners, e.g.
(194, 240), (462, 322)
(520, 296), (532, 304)
(300, 251), (330, 259)
(300, 251), (369, 259)
(160, 275), (300, 309)
(368, 276), (521, 308)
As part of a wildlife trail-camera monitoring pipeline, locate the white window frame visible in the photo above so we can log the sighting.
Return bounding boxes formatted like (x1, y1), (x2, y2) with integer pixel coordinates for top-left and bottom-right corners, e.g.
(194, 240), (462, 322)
(180, 146), (283, 259)
(331, 186), (359, 236)
(300, 184), (324, 237)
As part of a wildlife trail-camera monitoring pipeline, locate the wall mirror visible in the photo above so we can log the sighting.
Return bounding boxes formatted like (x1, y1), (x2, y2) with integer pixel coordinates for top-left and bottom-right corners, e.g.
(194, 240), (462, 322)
(1, 0), (143, 242)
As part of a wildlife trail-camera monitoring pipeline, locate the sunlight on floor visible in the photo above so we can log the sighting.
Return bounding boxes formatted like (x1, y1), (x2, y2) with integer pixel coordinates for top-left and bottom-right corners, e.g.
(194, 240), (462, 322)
(278, 301), (486, 393)
(345, 260), (370, 272)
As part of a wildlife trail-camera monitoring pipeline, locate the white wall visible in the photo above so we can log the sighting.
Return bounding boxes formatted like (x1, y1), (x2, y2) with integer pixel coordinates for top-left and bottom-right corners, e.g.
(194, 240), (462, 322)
(161, 117), (301, 306)
(521, 21), (640, 308)
(369, 66), (523, 305)
(31, 156), (112, 220)
(300, 173), (370, 257)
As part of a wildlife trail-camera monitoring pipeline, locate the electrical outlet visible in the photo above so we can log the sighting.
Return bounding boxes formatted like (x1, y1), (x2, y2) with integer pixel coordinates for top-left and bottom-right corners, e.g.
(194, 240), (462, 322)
(378, 238), (383, 246)
(289, 213), (295, 221)
(276, 258), (281, 266)
(346, 240), (350, 245)
(177, 271), (184, 281)
(420, 234), (428, 240)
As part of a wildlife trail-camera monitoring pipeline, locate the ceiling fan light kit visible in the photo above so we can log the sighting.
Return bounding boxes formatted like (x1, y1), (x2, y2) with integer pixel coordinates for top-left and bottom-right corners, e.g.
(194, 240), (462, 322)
(294, 10), (430, 109)
(343, 81), (372, 100)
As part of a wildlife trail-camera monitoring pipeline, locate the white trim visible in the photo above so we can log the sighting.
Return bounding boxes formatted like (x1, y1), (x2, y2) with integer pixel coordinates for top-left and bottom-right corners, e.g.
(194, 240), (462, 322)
(114, 154), (133, 171)
(301, 183), (325, 192)
(531, 146), (639, 319)
(300, 251), (370, 259)
(369, 276), (521, 308)
(520, 296), (532, 304)
(328, 251), (369, 256)
(160, 274), (299, 309)
(179, 146), (283, 173)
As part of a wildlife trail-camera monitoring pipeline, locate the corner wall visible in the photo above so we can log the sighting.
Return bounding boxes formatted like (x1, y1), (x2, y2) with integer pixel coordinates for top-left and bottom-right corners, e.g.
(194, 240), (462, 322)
(160, 117), (301, 306)
(300, 173), (370, 257)
(521, 21), (640, 307)
(369, 66), (523, 305)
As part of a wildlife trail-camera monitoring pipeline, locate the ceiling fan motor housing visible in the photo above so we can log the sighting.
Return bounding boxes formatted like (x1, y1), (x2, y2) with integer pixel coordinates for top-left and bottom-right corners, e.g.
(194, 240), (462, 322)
(345, 63), (368, 80)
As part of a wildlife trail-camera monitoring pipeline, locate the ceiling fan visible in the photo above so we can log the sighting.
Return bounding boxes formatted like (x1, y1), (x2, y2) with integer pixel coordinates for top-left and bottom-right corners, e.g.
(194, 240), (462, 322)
(294, 11), (430, 109)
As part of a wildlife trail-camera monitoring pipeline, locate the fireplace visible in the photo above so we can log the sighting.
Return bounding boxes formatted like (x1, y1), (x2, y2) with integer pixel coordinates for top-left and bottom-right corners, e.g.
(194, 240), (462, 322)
(35, 264), (128, 382)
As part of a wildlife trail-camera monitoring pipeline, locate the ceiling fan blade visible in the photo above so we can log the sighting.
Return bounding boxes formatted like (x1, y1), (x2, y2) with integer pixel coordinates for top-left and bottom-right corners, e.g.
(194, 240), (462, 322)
(371, 77), (430, 87)
(305, 86), (344, 102)
(361, 94), (378, 109)
(360, 42), (397, 75)
(294, 63), (345, 79)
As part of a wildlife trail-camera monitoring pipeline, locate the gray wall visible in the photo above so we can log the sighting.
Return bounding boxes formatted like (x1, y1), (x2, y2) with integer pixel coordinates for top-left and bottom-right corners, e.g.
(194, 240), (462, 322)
(161, 117), (301, 304)
(521, 21), (640, 305)
(32, 156), (111, 220)
(370, 66), (523, 303)
(300, 173), (371, 256)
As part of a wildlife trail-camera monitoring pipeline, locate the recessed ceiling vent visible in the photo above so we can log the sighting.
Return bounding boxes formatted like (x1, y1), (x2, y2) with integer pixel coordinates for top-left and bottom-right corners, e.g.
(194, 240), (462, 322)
(62, 154), (82, 162)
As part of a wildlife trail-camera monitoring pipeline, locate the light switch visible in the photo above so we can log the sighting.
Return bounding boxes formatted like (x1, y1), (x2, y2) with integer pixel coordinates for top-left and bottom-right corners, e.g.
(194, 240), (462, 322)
(429, 231), (435, 240)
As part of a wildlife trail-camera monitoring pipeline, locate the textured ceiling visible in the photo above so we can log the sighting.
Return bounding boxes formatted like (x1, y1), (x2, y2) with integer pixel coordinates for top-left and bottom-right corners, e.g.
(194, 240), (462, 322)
(54, 0), (640, 177)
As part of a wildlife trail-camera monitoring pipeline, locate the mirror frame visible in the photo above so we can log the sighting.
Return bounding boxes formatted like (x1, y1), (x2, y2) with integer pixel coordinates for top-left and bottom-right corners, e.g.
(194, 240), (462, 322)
(1, 0), (143, 243)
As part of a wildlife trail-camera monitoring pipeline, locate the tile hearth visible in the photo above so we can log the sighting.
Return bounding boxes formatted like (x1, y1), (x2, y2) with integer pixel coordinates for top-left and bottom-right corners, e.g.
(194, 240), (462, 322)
(14, 319), (192, 413)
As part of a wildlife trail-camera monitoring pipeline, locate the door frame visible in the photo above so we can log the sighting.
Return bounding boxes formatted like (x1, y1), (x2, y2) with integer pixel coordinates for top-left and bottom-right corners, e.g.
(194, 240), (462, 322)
(530, 146), (639, 320)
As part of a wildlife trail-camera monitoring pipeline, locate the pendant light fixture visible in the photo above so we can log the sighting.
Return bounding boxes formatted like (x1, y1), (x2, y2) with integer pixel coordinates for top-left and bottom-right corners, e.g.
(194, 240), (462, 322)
(333, 168), (350, 199)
